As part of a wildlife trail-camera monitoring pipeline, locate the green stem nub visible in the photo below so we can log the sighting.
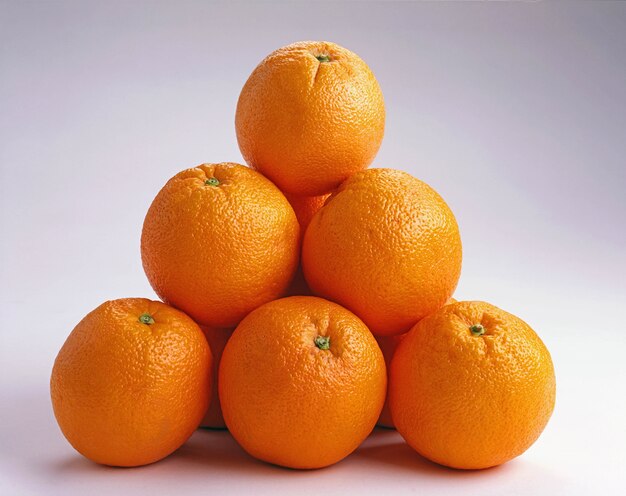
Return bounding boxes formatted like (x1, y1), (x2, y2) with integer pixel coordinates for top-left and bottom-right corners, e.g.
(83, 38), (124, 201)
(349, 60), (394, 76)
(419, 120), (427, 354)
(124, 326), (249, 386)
(470, 324), (485, 336)
(205, 177), (220, 187)
(139, 313), (155, 325)
(314, 335), (330, 350)
(316, 54), (331, 63)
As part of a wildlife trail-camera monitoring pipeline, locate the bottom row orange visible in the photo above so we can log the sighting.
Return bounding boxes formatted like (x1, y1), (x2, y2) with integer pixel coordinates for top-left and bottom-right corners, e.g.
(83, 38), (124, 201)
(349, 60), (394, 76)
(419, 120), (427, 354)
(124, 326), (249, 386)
(50, 296), (555, 471)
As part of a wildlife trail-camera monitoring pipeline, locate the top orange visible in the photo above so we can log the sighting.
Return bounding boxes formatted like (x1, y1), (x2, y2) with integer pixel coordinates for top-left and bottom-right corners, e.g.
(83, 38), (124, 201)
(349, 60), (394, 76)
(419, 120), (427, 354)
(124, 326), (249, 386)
(236, 41), (385, 196)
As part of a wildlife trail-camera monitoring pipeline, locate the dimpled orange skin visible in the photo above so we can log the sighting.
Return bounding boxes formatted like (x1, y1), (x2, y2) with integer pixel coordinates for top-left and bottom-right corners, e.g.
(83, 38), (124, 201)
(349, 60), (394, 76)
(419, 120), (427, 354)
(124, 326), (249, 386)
(375, 333), (406, 428)
(219, 296), (387, 469)
(389, 301), (556, 470)
(284, 192), (331, 239)
(376, 298), (456, 428)
(50, 298), (212, 467)
(236, 41), (385, 196)
(303, 168), (462, 336)
(141, 163), (300, 328)
(199, 326), (233, 429)
(284, 193), (330, 296)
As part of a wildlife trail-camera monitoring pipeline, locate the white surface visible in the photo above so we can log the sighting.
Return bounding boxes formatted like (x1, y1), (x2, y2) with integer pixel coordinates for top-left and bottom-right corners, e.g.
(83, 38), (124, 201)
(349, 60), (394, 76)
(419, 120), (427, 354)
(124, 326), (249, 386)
(1, 1), (625, 495)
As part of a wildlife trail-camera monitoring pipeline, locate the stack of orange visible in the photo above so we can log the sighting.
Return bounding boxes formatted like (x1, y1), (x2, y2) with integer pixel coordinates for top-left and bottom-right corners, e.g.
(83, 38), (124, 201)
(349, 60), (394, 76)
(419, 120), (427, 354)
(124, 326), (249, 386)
(51, 41), (556, 471)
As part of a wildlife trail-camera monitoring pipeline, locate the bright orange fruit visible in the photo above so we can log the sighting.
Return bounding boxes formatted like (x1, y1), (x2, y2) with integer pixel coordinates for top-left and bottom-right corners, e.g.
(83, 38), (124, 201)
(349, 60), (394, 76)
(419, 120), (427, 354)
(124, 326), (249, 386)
(303, 168), (462, 336)
(199, 326), (233, 429)
(376, 298), (456, 429)
(390, 301), (556, 470)
(284, 192), (330, 296)
(50, 298), (212, 467)
(219, 296), (386, 469)
(375, 333), (406, 428)
(284, 192), (330, 239)
(141, 163), (300, 328)
(236, 41), (385, 196)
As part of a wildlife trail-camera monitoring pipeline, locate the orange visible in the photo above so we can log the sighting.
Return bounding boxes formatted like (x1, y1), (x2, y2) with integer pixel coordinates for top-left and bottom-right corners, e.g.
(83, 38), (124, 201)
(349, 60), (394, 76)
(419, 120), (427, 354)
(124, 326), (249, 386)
(284, 193), (330, 296)
(50, 298), (212, 467)
(375, 333), (406, 428)
(376, 298), (456, 429)
(219, 296), (386, 469)
(199, 326), (233, 429)
(303, 168), (462, 336)
(236, 41), (385, 196)
(389, 301), (556, 470)
(284, 192), (331, 239)
(141, 163), (300, 328)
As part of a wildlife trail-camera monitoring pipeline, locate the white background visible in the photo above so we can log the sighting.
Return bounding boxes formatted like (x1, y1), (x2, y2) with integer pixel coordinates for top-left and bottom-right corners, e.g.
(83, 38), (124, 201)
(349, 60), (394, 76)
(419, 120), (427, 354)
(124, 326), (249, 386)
(1, 1), (625, 495)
